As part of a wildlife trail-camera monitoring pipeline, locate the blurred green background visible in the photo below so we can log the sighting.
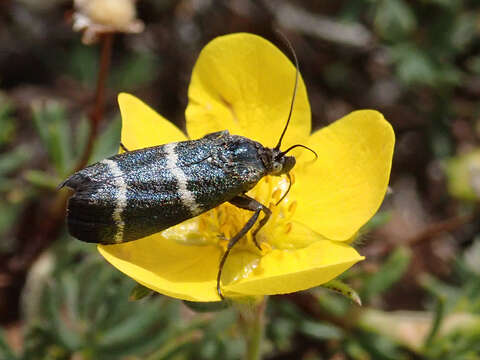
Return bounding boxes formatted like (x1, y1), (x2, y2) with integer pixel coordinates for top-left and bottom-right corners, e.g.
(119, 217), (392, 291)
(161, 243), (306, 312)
(2, 0), (480, 359)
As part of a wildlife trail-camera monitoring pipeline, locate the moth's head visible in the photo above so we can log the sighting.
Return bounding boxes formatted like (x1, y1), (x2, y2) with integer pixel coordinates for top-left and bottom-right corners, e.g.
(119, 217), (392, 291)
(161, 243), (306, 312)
(267, 149), (296, 176)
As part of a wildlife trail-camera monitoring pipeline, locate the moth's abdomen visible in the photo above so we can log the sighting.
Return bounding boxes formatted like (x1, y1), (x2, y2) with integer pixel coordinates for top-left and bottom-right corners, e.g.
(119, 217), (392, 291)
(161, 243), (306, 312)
(63, 146), (194, 244)
(67, 189), (119, 244)
(64, 158), (134, 244)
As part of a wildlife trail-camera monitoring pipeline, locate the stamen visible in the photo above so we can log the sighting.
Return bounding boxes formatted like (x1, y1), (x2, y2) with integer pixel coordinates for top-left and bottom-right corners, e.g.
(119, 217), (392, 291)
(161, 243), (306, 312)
(173, 172), (301, 267)
(272, 188), (282, 203)
(198, 217), (206, 232)
(288, 201), (297, 214)
(285, 222), (292, 234)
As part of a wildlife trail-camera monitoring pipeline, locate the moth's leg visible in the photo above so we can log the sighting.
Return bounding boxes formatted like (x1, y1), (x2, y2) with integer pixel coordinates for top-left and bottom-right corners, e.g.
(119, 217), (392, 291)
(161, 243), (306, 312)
(229, 195), (271, 250)
(120, 143), (130, 152)
(217, 206), (261, 299)
(217, 196), (272, 299)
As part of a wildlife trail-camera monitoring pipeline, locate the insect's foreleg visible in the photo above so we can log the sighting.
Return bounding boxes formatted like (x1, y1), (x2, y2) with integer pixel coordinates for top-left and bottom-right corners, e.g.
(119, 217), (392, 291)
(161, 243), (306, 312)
(217, 207), (261, 299)
(229, 195), (271, 250)
(120, 143), (130, 152)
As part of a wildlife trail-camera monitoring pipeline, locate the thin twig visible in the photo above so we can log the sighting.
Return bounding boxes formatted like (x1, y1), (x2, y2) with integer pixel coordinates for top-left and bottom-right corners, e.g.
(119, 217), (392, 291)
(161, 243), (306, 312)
(407, 212), (476, 246)
(377, 206), (479, 256)
(278, 293), (358, 331)
(0, 33), (115, 323)
(77, 33), (114, 170)
(261, 0), (373, 49)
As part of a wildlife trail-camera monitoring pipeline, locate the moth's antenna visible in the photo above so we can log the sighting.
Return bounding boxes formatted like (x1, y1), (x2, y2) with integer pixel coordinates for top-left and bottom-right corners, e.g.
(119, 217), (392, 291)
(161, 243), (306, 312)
(275, 31), (299, 151)
(276, 144), (318, 160)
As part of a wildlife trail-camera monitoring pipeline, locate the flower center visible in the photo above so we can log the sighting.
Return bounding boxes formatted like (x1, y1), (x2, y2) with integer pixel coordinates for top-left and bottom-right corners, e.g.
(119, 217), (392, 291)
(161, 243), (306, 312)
(201, 174), (298, 252)
(162, 173), (299, 252)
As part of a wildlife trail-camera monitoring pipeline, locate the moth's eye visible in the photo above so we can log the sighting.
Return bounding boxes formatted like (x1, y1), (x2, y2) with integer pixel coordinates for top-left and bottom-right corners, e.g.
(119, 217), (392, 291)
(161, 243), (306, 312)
(272, 162), (282, 173)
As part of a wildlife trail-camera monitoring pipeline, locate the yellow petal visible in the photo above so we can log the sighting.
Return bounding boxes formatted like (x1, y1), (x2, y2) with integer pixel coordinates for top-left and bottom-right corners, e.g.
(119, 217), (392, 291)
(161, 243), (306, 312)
(185, 33), (311, 148)
(98, 235), (362, 301)
(97, 216), (360, 300)
(223, 240), (363, 296)
(291, 110), (395, 241)
(98, 236), (221, 302)
(118, 93), (186, 150)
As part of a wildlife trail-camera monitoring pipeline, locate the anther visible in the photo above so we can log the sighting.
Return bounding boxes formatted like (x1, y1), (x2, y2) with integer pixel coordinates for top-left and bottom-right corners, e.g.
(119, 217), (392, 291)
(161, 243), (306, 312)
(199, 218), (206, 232)
(288, 201), (297, 214)
(285, 222), (292, 234)
(272, 188), (282, 202)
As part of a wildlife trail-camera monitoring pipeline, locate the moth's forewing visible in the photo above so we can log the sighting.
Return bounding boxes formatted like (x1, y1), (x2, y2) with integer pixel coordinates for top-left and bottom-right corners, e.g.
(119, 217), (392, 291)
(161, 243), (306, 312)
(63, 132), (267, 244)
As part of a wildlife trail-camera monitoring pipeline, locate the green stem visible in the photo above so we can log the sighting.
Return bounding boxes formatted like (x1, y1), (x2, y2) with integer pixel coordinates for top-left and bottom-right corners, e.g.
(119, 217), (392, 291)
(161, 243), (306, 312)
(238, 296), (267, 360)
(424, 295), (445, 348)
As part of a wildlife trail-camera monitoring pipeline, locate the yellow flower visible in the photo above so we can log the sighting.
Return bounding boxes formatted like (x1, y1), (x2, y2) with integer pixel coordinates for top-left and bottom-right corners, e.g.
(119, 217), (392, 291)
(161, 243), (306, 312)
(98, 33), (395, 302)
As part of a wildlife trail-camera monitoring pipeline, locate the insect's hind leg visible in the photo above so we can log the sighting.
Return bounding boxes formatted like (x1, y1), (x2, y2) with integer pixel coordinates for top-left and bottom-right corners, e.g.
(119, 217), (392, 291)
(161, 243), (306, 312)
(216, 205), (262, 299)
(216, 195), (271, 299)
(229, 195), (271, 250)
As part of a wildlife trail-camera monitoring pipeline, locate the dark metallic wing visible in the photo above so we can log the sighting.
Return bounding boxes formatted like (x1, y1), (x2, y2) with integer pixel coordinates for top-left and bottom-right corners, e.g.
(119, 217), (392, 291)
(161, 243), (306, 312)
(62, 131), (267, 244)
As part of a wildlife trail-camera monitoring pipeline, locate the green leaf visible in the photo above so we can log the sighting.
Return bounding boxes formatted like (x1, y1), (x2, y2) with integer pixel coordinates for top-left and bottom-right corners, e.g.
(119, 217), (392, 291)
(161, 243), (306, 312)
(110, 52), (160, 90)
(73, 117), (90, 160)
(321, 278), (362, 306)
(450, 13), (476, 52)
(0, 145), (32, 176)
(97, 302), (163, 348)
(204, 308), (236, 334)
(45, 281), (82, 351)
(0, 95), (16, 147)
(0, 329), (18, 360)
(424, 295), (446, 348)
(31, 101), (72, 176)
(423, 0), (460, 9)
(61, 272), (81, 334)
(23, 170), (60, 190)
(390, 44), (436, 86)
(345, 339), (371, 360)
(183, 300), (230, 313)
(361, 247), (412, 302)
(146, 332), (200, 360)
(361, 211), (392, 233)
(354, 329), (404, 360)
(374, 0), (417, 41)
(298, 320), (342, 340)
(268, 317), (295, 351)
(0, 201), (23, 252)
(129, 282), (155, 301)
(467, 56), (480, 75)
(68, 44), (99, 86)
(445, 150), (480, 201)
(79, 262), (117, 322)
(90, 116), (121, 163)
(419, 274), (459, 309)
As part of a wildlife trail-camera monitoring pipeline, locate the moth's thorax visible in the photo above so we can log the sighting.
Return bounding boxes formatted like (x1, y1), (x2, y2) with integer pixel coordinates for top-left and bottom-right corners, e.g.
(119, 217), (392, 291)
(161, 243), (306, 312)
(217, 134), (295, 179)
(216, 134), (267, 189)
(224, 135), (264, 165)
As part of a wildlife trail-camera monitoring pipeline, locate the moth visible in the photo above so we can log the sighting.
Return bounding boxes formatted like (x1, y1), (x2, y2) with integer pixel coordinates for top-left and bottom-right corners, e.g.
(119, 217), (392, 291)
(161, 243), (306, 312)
(60, 39), (316, 299)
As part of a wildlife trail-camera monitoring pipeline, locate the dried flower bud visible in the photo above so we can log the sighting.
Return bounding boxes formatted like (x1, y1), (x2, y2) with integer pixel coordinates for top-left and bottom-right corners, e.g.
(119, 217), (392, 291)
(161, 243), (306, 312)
(73, 0), (144, 44)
